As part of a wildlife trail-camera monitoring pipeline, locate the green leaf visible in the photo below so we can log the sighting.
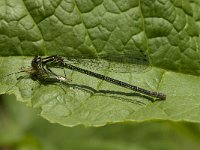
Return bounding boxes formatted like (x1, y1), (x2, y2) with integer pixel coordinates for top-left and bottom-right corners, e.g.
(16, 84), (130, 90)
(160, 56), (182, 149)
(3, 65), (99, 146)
(0, 56), (200, 126)
(1, 0), (200, 126)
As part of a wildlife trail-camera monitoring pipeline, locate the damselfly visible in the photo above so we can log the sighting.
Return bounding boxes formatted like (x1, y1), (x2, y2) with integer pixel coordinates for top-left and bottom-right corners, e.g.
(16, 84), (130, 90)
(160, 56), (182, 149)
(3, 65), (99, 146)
(40, 56), (166, 100)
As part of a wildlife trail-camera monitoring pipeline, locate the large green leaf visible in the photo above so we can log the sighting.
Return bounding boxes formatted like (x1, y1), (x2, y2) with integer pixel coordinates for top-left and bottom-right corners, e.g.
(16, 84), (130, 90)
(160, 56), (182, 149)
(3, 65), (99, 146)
(0, 56), (200, 126)
(1, 0), (200, 126)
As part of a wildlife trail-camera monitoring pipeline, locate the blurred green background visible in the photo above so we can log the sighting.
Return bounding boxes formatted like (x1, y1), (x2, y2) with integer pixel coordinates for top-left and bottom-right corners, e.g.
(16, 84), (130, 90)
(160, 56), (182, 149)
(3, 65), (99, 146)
(1, 94), (200, 150)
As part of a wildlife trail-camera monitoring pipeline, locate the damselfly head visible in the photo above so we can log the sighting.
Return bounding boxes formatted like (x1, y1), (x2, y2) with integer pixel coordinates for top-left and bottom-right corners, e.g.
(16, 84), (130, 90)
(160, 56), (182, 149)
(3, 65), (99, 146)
(31, 56), (42, 69)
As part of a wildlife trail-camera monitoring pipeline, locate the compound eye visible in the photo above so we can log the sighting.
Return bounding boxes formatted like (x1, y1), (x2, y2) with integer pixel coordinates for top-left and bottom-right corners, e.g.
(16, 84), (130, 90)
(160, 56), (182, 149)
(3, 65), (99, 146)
(32, 56), (42, 67)
(34, 56), (41, 63)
